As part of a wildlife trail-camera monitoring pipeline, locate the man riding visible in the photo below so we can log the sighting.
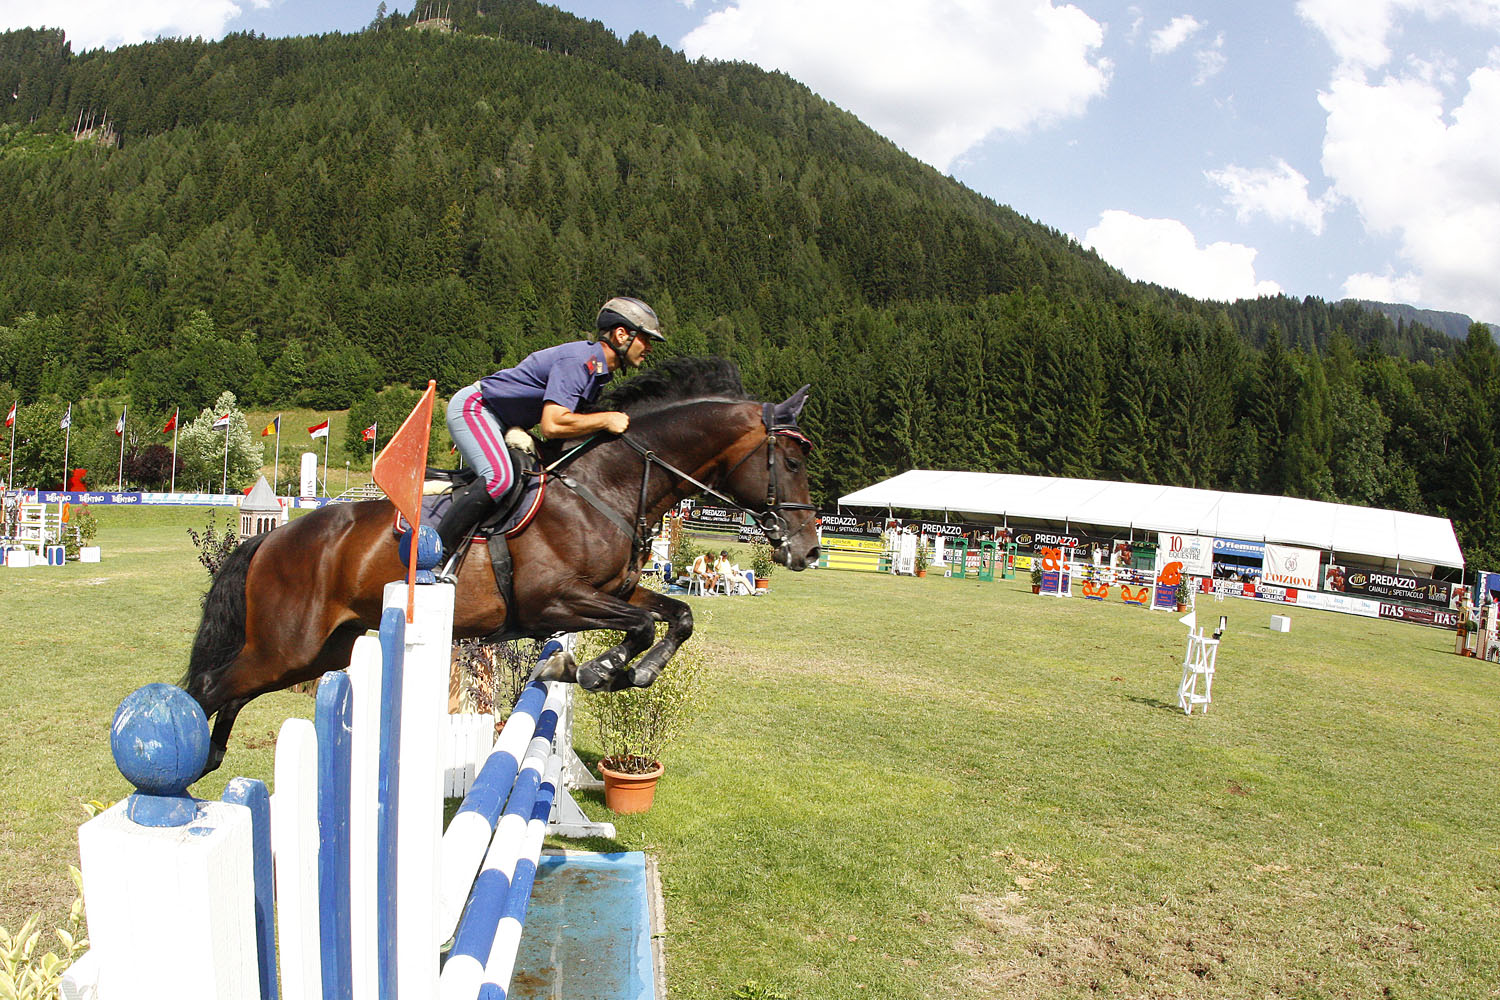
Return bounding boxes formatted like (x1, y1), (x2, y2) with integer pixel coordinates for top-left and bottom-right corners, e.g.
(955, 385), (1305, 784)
(436, 295), (666, 565)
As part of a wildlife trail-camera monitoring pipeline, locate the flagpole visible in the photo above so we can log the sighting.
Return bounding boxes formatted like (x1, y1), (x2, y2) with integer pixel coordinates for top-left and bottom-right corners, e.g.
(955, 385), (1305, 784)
(221, 419), (230, 495)
(117, 404), (127, 489)
(62, 405), (71, 491)
(323, 432), (329, 496)
(273, 414), (282, 495)
(7, 407), (15, 488)
(371, 421), (378, 466)
(170, 408), (179, 494)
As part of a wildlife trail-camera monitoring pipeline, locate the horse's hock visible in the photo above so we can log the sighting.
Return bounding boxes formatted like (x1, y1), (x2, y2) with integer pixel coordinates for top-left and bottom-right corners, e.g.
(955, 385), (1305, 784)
(67, 579), (661, 1000)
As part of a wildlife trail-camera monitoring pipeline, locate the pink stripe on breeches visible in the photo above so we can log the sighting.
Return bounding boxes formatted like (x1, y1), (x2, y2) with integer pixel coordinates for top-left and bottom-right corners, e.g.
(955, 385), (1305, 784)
(446, 384), (514, 500)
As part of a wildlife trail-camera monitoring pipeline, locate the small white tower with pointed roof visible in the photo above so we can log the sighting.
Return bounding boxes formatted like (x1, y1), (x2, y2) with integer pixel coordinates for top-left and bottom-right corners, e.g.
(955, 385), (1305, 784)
(240, 476), (287, 537)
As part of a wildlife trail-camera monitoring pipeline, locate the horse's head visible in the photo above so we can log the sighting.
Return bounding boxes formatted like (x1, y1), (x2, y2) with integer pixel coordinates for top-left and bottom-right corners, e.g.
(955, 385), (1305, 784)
(725, 385), (820, 572)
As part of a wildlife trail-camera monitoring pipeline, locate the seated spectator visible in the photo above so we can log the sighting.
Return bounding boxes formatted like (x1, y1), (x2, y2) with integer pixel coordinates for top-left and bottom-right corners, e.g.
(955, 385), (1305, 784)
(690, 551), (717, 593)
(714, 550), (734, 591)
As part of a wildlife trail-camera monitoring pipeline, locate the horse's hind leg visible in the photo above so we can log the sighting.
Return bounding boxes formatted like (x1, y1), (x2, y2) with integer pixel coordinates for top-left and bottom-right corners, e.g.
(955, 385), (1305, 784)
(203, 697), (250, 775)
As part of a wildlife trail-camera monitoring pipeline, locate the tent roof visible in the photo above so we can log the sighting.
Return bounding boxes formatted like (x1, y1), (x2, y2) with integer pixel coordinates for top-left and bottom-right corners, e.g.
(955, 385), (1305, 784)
(838, 471), (1465, 569)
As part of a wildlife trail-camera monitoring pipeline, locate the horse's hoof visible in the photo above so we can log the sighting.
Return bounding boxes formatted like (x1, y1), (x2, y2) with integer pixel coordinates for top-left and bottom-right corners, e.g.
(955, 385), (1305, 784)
(576, 661), (613, 692)
(529, 650), (577, 684)
(630, 665), (661, 688)
(199, 742), (226, 779)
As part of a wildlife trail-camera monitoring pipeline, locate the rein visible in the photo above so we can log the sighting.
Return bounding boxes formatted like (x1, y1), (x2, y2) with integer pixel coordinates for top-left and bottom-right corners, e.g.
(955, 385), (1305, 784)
(544, 405), (815, 570)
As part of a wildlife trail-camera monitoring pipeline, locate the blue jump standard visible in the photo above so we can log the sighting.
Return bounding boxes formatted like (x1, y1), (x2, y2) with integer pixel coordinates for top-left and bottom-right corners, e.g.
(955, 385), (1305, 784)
(508, 852), (657, 1000)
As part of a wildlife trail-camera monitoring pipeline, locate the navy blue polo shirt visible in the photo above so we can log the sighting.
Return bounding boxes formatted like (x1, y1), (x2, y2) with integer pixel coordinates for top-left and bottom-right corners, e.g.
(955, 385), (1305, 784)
(479, 340), (613, 428)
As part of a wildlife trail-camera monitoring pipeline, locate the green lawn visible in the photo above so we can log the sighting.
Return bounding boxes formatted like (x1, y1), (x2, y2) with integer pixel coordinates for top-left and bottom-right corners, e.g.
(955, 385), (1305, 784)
(3, 508), (1498, 998)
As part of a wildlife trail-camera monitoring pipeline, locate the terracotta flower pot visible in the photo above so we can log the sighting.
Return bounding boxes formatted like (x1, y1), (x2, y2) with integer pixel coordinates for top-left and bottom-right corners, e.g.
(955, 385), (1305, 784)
(599, 758), (664, 814)
(1032, 584), (1041, 594)
(755, 578), (770, 591)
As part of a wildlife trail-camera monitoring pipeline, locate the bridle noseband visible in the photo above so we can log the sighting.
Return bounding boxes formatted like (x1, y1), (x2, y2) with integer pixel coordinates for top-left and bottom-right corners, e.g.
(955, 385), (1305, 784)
(548, 403), (815, 568)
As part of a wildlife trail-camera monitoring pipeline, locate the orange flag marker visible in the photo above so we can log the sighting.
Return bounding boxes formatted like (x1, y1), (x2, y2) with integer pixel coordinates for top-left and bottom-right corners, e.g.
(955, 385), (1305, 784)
(372, 381), (437, 621)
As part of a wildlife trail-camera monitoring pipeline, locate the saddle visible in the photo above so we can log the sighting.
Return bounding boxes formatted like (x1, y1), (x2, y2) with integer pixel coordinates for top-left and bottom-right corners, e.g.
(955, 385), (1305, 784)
(391, 442), (545, 643)
(393, 453), (547, 542)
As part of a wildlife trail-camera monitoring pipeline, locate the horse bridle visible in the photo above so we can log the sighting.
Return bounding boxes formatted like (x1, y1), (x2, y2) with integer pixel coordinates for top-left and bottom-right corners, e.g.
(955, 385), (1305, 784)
(549, 404), (816, 567)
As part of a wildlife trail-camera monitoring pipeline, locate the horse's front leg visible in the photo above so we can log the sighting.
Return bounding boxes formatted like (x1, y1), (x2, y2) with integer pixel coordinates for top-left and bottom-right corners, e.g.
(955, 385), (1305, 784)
(526, 586), (659, 692)
(619, 587), (693, 688)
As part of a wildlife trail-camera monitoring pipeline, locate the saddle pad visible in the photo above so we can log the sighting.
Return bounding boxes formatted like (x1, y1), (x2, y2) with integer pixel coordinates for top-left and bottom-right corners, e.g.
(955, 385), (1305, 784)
(392, 473), (547, 542)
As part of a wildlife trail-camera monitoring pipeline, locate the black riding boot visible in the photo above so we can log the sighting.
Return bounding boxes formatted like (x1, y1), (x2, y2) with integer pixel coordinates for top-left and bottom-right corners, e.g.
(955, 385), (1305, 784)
(435, 478), (496, 561)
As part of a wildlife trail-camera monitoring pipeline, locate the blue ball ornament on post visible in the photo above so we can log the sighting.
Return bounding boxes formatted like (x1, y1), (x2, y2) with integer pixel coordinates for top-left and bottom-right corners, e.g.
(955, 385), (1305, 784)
(399, 522), (445, 584)
(110, 683), (211, 827)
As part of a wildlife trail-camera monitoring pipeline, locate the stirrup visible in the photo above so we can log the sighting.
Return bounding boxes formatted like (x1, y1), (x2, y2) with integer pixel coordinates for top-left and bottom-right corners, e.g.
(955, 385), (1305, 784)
(434, 547), (464, 584)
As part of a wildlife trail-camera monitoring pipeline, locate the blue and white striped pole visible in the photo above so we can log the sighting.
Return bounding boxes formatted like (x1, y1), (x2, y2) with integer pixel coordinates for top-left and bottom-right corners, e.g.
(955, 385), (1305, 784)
(437, 681), (555, 938)
(438, 684), (564, 1000)
(478, 754), (562, 1000)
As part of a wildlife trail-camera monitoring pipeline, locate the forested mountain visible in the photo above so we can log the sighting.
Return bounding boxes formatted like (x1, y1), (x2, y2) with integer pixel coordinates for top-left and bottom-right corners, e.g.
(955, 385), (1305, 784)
(2, 4), (1499, 568)
(1348, 300), (1492, 342)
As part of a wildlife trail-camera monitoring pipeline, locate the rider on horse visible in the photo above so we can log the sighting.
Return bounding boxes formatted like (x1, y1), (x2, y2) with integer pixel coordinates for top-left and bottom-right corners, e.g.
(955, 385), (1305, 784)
(436, 296), (666, 566)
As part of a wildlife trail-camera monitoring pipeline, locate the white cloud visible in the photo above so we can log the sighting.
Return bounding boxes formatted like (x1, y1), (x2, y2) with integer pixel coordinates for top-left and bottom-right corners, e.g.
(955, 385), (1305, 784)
(1194, 32), (1226, 84)
(1206, 158), (1328, 234)
(1320, 61), (1500, 318)
(1342, 269), (1425, 303)
(1082, 210), (1282, 301)
(0, 0), (268, 51)
(1149, 14), (1202, 55)
(680, 0), (1110, 172)
(1297, 0), (1500, 71)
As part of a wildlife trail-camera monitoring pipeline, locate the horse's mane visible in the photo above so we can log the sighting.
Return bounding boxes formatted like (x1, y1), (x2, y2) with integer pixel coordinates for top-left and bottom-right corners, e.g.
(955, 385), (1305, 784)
(587, 356), (748, 415)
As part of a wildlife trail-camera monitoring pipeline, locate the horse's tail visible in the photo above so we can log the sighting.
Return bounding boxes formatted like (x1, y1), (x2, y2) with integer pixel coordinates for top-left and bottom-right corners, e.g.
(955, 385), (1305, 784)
(181, 531), (271, 705)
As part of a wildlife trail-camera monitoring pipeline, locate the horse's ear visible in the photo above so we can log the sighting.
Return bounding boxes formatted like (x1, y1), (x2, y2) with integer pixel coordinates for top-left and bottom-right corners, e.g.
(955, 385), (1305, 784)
(774, 385), (811, 425)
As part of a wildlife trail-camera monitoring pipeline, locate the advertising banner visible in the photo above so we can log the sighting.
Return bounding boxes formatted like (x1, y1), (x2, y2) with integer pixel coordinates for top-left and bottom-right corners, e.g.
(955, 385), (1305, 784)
(300, 452), (318, 500)
(1010, 528), (1114, 554)
(1157, 532), (1214, 577)
(1325, 565), (1453, 606)
(818, 513), (884, 538)
(1212, 537), (1265, 559)
(1294, 590), (1381, 618)
(683, 504), (745, 530)
(1378, 603), (1460, 628)
(1261, 543), (1320, 589)
(33, 491), (239, 506)
(1480, 571), (1500, 604)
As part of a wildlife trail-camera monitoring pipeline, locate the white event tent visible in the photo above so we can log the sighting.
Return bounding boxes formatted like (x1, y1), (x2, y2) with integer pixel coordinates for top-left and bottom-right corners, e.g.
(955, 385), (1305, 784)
(838, 471), (1464, 573)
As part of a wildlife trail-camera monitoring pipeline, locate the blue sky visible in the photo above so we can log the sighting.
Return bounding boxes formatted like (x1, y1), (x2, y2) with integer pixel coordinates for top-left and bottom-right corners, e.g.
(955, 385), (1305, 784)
(7, 0), (1500, 323)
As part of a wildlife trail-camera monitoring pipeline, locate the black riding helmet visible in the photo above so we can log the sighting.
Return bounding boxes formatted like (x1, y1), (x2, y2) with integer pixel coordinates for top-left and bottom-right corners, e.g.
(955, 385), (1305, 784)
(594, 296), (666, 367)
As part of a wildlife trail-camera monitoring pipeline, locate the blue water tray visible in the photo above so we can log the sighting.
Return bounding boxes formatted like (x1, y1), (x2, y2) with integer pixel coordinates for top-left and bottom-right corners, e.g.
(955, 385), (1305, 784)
(510, 851), (658, 1000)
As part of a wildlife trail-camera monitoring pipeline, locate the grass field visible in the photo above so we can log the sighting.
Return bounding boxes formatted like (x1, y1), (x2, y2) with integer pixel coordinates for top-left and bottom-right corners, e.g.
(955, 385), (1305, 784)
(3, 507), (1499, 998)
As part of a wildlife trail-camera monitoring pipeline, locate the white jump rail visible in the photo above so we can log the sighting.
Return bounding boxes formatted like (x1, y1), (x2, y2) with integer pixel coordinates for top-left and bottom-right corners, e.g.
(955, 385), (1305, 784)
(65, 576), (613, 1000)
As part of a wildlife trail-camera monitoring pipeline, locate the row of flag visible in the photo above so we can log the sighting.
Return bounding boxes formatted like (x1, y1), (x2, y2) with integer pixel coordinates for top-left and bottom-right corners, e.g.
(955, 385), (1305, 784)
(3, 404), (371, 441)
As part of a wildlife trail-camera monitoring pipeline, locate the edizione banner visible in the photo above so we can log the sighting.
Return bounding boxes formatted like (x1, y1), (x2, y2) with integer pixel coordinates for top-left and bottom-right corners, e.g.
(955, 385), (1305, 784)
(1325, 565), (1452, 606)
(1261, 543), (1320, 589)
(1156, 532), (1214, 577)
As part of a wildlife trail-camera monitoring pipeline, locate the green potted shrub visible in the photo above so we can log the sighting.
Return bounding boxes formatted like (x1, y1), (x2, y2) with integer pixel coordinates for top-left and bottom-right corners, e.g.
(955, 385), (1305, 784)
(1029, 561), (1043, 594)
(749, 541), (775, 591)
(914, 543), (930, 578)
(579, 586), (707, 813)
(1175, 578), (1193, 611)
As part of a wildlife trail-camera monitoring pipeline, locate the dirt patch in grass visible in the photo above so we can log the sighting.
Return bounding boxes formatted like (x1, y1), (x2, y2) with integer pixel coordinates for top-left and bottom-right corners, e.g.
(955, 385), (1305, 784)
(951, 852), (1237, 998)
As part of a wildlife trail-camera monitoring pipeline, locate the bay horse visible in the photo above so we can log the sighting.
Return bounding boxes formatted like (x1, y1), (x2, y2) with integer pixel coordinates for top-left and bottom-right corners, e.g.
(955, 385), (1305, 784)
(184, 358), (819, 773)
